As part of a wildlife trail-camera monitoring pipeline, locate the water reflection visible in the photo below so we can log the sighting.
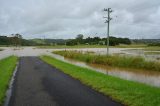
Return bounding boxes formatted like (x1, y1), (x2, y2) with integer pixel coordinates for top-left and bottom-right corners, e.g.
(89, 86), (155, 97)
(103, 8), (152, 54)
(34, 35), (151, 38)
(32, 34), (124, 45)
(50, 53), (160, 87)
(0, 47), (160, 87)
(121, 49), (160, 62)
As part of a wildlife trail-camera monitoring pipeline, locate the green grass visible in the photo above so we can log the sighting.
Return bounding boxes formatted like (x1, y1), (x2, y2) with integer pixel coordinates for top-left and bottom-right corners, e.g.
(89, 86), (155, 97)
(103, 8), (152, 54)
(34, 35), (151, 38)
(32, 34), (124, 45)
(144, 51), (160, 55)
(40, 55), (160, 106)
(36, 44), (160, 52)
(36, 44), (148, 49)
(115, 44), (147, 48)
(0, 49), (3, 51)
(144, 46), (160, 51)
(0, 56), (18, 105)
(36, 45), (108, 49)
(53, 50), (160, 72)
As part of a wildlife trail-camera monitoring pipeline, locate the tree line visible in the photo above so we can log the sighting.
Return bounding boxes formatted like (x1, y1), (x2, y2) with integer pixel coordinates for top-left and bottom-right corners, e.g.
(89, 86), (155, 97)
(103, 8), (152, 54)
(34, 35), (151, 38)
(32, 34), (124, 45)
(66, 34), (131, 46)
(0, 34), (131, 46)
(0, 34), (37, 46)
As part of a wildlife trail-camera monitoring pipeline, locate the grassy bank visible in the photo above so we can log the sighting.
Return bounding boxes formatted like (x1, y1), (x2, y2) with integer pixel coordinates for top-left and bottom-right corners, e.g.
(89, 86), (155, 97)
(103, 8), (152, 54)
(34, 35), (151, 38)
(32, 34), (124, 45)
(144, 51), (160, 55)
(144, 46), (160, 51)
(36, 45), (107, 49)
(40, 55), (160, 106)
(53, 51), (160, 72)
(115, 44), (147, 48)
(0, 56), (18, 105)
(36, 44), (149, 49)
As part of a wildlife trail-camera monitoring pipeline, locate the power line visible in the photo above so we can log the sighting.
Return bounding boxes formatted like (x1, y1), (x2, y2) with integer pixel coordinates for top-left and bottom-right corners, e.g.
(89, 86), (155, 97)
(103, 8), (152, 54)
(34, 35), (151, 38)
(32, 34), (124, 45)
(103, 8), (113, 55)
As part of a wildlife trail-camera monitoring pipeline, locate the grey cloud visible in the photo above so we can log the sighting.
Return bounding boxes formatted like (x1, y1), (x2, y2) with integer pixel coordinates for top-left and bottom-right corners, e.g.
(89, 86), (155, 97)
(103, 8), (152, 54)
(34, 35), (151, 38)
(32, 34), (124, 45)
(0, 0), (160, 39)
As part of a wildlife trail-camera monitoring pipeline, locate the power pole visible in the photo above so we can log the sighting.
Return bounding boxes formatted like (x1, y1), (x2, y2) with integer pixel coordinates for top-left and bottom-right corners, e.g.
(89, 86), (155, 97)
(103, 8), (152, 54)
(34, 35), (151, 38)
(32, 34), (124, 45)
(104, 8), (113, 55)
(43, 35), (45, 45)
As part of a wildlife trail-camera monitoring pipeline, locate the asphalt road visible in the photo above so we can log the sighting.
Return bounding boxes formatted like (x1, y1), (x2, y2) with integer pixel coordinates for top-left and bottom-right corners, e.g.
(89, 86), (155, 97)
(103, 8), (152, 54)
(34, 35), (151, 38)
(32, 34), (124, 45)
(9, 57), (122, 106)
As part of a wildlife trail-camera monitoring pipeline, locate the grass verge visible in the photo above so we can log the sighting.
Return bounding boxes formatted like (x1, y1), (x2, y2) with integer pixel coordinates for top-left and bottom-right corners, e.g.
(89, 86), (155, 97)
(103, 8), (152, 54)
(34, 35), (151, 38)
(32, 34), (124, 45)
(36, 44), (148, 49)
(53, 51), (160, 72)
(144, 51), (160, 55)
(40, 55), (160, 106)
(144, 46), (160, 51)
(36, 45), (107, 49)
(0, 56), (18, 105)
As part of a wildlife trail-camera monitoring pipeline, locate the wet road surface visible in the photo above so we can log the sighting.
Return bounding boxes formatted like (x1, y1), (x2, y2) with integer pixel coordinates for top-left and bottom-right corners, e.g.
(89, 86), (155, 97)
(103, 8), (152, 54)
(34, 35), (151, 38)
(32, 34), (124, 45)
(9, 57), (122, 106)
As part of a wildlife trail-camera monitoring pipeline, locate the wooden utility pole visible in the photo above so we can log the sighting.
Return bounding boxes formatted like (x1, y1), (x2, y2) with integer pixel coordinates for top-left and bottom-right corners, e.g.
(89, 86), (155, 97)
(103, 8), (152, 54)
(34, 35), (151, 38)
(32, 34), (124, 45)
(43, 35), (46, 45)
(104, 8), (113, 55)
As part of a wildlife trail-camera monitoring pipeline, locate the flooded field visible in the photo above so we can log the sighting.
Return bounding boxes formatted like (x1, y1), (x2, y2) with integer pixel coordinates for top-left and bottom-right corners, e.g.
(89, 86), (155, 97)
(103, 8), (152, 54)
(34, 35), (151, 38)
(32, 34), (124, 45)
(121, 49), (160, 61)
(50, 53), (160, 87)
(0, 47), (52, 59)
(0, 47), (130, 59)
(54, 48), (160, 62)
(0, 47), (160, 87)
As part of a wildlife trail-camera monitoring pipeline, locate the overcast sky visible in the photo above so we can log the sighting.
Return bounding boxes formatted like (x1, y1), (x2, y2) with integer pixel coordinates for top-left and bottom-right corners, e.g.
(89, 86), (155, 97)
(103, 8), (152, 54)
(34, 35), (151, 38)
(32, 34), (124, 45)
(0, 0), (160, 39)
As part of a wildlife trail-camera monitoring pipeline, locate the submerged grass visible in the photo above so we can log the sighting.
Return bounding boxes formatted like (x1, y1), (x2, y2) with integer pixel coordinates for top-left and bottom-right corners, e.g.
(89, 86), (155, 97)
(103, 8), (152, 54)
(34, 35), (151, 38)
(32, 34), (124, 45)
(40, 55), (160, 106)
(144, 46), (160, 51)
(0, 56), (18, 105)
(53, 50), (160, 72)
(36, 45), (107, 49)
(36, 44), (148, 49)
(144, 51), (160, 55)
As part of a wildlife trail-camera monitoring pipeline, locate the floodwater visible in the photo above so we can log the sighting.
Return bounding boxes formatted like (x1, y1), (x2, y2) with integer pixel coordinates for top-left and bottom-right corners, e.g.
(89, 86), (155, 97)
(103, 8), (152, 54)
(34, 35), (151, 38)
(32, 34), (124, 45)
(121, 49), (160, 61)
(49, 53), (160, 87)
(0, 47), (52, 59)
(0, 47), (160, 87)
(53, 48), (160, 61)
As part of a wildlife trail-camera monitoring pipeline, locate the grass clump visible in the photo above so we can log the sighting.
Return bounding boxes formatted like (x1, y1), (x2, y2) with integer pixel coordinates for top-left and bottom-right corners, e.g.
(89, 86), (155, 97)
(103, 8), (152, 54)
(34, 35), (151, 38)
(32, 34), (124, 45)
(0, 56), (18, 105)
(40, 55), (160, 106)
(144, 46), (160, 51)
(53, 50), (160, 71)
(144, 51), (160, 55)
(36, 45), (107, 49)
(36, 44), (149, 49)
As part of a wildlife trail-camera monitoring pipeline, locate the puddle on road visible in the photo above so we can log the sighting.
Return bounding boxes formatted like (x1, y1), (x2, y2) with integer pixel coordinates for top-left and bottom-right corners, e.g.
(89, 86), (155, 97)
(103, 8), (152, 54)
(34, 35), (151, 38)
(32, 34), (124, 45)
(50, 53), (160, 87)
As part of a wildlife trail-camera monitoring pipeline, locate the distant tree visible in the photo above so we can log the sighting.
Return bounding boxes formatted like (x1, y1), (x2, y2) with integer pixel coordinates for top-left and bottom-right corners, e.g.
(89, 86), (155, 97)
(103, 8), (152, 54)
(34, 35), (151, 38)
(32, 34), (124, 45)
(107, 37), (119, 46)
(103, 36), (131, 46)
(16, 33), (23, 46)
(76, 34), (83, 40)
(117, 38), (131, 45)
(84, 36), (101, 45)
(0, 36), (10, 45)
(10, 34), (23, 46)
(76, 34), (84, 44)
(85, 37), (92, 44)
(66, 39), (77, 46)
(93, 37), (101, 44)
